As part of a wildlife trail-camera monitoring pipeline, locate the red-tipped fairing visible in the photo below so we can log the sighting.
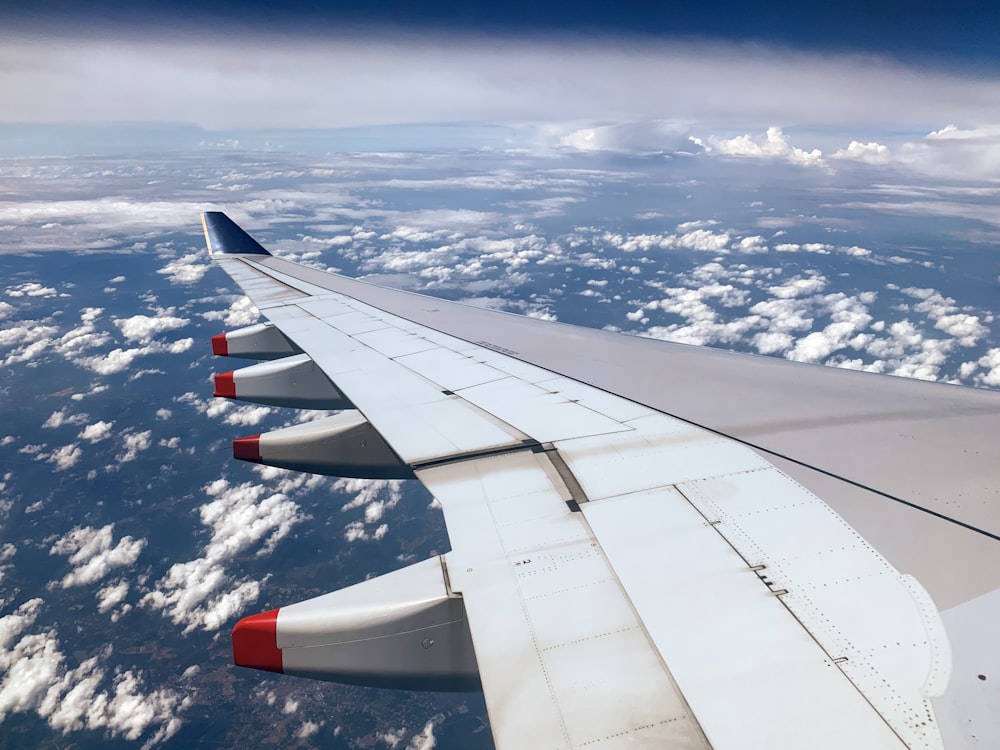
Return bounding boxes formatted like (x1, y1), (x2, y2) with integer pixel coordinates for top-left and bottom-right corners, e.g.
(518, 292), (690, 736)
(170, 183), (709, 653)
(213, 371), (236, 398)
(211, 334), (228, 356)
(232, 435), (262, 463)
(232, 609), (283, 673)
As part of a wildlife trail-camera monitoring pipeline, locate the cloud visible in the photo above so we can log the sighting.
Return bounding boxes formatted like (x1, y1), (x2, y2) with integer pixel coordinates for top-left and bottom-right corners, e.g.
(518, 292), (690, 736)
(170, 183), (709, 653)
(140, 477), (306, 632)
(49, 524), (146, 588)
(96, 580), (129, 612)
(0, 598), (188, 742)
(157, 253), (211, 285)
(3, 35), (998, 134)
(42, 409), (88, 429)
(116, 430), (152, 463)
(114, 314), (189, 343)
(46, 444), (82, 471)
(200, 295), (260, 328)
(5, 282), (58, 298)
(700, 126), (826, 168)
(335, 478), (403, 543)
(407, 715), (444, 750)
(76, 338), (194, 375)
(832, 140), (891, 165)
(978, 349), (1000, 387)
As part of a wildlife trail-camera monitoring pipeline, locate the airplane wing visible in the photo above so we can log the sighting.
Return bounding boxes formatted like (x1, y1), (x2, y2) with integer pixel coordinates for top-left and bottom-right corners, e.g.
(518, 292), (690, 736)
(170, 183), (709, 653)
(200, 212), (999, 749)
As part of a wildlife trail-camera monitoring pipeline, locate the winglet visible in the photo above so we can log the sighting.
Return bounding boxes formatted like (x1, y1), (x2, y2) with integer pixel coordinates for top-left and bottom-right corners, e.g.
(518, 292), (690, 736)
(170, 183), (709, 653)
(201, 212), (271, 257)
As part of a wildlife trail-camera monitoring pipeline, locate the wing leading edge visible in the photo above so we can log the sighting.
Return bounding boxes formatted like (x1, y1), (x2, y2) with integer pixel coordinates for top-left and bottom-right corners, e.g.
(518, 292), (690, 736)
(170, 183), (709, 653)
(200, 212), (999, 749)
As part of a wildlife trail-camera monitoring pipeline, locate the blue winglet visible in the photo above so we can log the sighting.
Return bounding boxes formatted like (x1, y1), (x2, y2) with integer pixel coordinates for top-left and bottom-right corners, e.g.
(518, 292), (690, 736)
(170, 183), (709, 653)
(201, 212), (271, 256)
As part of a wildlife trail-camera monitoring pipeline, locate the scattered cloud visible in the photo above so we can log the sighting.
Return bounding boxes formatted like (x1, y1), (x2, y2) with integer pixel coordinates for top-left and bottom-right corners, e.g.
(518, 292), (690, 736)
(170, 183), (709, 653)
(0, 598), (187, 743)
(116, 430), (152, 463)
(49, 524), (146, 588)
(697, 126), (826, 168)
(157, 253), (211, 285)
(114, 314), (189, 344)
(140, 477), (308, 632)
(46, 443), (82, 471)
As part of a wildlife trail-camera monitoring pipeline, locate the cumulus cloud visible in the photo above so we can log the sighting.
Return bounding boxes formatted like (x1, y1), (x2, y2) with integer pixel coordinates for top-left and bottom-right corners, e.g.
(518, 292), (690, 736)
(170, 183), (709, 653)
(49, 524), (146, 588)
(200, 295), (260, 328)
(157, 253), (211, 285)
(46, 444), (82, 471)
(902, 286), (987, 348)
(96, 580), (130, 615)
(114, 314), (189, 344)
(0, 598), (187, 742)
(832, 140), (891, 165)
(140, 477), (307, 632)
(116, 430), (152, 463)
(76, 338), (194, 375)
(42, 409), (88, 429)
(336, 478), (404, 543)
(699, 127), (826, 168)
(5, 282), (58, 298)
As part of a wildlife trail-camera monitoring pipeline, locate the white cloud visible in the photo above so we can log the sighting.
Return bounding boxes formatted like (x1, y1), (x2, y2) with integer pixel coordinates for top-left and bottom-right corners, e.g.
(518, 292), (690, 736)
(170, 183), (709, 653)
(201, 295), (260, 328)
(42, 409), (88, 429)
(5, 282), (58, 298)
(157, 253), (211, 285)
(832, 140), (891, 165)
(96, 580), (129, 614)
(336, 478), (403, 543)
(49, 524), (146, 588)
(114, 314), (189, 344)
(407, 715), (444, 750)
(46, 444), (82, 471)
(116, 430), (152, 463)
(223, 405), (273, 427)
(702, 127), (826, 168)
(295, 720), (322, 739)
(0, 597), (188, 741)
(978, 349), (1000, 387)
(140, 477), (305, 632)
(4, 36), (998, 136)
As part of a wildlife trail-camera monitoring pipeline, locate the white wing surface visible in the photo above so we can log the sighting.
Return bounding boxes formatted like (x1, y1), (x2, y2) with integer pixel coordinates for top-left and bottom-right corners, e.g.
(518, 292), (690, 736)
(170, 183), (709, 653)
(200, 213), (999, 749)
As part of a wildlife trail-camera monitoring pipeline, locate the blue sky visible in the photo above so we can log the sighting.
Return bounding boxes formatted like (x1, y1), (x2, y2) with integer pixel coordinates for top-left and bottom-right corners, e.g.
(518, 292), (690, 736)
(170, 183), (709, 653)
(6, 0), (999, 65)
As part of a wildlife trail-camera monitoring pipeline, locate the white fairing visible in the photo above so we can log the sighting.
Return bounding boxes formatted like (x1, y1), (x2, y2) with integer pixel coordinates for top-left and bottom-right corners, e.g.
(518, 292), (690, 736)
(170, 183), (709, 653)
(276, 556), (480, 691)
(228, 354), (352, 409)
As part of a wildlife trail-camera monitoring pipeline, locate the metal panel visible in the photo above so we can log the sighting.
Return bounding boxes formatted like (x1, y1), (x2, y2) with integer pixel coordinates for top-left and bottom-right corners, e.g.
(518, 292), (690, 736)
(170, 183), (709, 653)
(354, 326), (438, 359)
(458, 376), (634, 445)
(556, 413), (769, 500)
(583, 488), (908, 750)
(420, 452), (711, 750)
(678, 468), (949, 750)
(394, 348), (508, 391)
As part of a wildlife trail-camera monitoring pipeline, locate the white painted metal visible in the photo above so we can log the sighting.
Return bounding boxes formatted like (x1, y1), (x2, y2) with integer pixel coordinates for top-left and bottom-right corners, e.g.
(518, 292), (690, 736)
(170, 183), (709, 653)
(394, 348), (508, 391)
(215, 257), (313, 305)
(211, 246), (980, 750)
(419, 451), (711, 750)
(257, 411), (411, 479)
(582, 488), (908, 750)
(220, 322), (302, 359)
(276, 556), (480, 691)
(555, 413), (770, 500)
(229, 353), (351, 409)
(678, 468), (950, 749)
(354, 326), (438, 359)
(457, 376), (634, 445)
(933, 587), (1000, 747)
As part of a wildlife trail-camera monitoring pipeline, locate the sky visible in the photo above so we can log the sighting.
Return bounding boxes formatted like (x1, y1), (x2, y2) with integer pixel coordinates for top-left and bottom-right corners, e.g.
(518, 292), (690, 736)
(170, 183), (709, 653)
(2, 0), (998, 142)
